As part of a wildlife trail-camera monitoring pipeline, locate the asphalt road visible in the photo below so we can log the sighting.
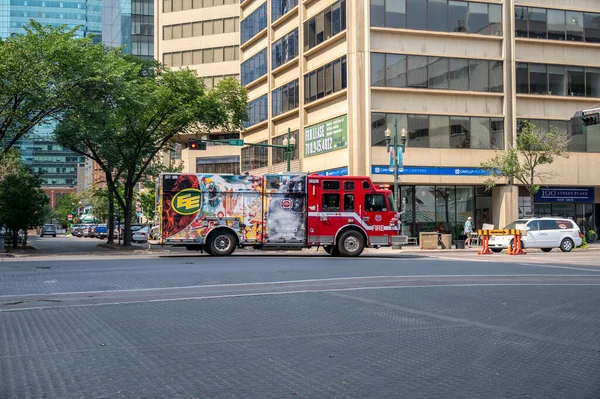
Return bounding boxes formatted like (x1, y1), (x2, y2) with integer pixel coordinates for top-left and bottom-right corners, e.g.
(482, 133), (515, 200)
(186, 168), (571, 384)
(1, 249), (600, 398)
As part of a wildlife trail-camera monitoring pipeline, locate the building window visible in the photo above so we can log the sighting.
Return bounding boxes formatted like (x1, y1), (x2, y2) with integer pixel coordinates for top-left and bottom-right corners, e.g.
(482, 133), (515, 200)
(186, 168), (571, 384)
(272, 130), (299, 164)
(244, 94), (268, 128)
(515, 7), (600, 43)
(372, 0), (501, 36)
(304, 56), (347, 104)
(272, 0), (298, 22)
(241, 2), (267, 44)
(304, 0), (346, 51)
(163, 0), (238, 13)
(272, 28), (298, 70)
(519, 118), (600, 153)
(196, 157), (240, 174)
(372, 113), (504, 150)
(241, 48), (268, 86)
(372, 53), (503, 93)
(516, 62), (600, 97)
(272, 79), (299, 117)
(163, 46), (238, 67)
(241, 141), (268, 171)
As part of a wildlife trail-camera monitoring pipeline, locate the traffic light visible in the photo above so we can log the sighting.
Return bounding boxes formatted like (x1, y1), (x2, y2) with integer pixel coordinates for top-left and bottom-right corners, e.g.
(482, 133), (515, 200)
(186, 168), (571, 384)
(188, 141), (206, 150)
(582, 113), (600, 126)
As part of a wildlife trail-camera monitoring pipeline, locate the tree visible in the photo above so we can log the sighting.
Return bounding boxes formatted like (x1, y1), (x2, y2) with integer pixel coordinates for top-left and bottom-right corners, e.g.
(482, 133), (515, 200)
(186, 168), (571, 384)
(56, 56), (247, 246)
(0, 22), (114, 158)
(0, 148), (25, 178)
(481, 120), (569, 216)
(0, 169), (50, 248)
(52, 193), (78, 228)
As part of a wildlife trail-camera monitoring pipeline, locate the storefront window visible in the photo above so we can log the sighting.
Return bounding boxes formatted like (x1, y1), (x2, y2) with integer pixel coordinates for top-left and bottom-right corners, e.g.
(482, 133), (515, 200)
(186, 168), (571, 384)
(435, 186), (456, 235)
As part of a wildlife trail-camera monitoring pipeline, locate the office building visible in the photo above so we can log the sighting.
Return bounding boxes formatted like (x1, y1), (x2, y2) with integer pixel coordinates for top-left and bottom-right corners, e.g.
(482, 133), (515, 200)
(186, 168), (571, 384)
(156, 0), (242, 174)
(239, 0), (600, 237)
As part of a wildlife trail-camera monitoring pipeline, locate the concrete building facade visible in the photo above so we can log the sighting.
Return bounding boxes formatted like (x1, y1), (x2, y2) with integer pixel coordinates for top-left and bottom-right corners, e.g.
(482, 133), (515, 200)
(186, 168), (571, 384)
(155, 0), (243, 174)
(239, 0), (600, 238)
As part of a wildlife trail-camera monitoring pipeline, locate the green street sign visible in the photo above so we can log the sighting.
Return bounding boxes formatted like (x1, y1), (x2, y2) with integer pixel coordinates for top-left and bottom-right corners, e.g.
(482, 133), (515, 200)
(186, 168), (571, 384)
(228, 139), (244, 146)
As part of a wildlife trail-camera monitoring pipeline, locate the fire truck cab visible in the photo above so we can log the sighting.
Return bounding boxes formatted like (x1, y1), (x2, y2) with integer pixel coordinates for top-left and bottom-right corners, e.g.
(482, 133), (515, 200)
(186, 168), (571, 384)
(306, 175), (403, 256)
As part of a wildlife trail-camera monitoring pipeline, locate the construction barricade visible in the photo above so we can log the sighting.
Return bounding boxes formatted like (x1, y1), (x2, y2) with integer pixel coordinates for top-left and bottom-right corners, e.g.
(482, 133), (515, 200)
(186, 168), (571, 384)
(477, 229), (526, 256)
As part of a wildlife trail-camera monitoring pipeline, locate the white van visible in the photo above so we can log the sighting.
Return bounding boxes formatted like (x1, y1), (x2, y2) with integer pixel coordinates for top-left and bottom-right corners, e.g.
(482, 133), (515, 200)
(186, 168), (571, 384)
(488, 217), (583, 253)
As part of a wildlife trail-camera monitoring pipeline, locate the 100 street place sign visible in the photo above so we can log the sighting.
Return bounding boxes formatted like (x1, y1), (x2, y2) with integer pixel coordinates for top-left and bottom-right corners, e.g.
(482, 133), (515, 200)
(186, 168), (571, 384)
(304, 114), (348, 157)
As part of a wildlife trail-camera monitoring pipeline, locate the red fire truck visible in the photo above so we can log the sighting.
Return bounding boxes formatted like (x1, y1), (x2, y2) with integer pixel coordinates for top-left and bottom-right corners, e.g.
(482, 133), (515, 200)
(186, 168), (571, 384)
(157, 173), (406, 257)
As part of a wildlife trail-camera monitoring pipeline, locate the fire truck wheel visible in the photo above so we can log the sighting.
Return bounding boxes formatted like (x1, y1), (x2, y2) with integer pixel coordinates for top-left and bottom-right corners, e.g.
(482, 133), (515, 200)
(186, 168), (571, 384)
(208, 230), (236, 256)
(337, 230), (365, 257)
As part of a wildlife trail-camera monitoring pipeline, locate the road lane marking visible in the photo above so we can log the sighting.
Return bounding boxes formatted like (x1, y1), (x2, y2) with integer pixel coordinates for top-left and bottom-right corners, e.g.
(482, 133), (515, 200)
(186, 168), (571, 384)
(2, 273), (598, 298)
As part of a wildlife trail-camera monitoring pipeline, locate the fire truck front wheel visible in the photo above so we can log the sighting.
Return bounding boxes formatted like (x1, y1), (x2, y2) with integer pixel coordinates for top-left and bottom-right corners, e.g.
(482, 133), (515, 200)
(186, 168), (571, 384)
(337, 230), (365, 257)
(207, 229), (237, 256)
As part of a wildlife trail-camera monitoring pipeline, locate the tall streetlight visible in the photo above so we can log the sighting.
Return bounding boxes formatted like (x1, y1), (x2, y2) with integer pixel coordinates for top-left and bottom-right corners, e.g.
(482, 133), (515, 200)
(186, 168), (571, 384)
(281, 127), (297, 172)
(384, 120), (408, 211)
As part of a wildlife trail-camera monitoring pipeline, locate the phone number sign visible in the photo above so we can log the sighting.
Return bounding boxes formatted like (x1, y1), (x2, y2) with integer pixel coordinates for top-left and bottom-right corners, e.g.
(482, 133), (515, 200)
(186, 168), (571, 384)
(304, 114), (348, 157)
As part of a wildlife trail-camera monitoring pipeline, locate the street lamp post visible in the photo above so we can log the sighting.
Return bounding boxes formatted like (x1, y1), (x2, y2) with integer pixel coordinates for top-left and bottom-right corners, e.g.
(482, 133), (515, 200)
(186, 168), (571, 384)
(384, 120), (408, 213)
(281, 127), (297, 172)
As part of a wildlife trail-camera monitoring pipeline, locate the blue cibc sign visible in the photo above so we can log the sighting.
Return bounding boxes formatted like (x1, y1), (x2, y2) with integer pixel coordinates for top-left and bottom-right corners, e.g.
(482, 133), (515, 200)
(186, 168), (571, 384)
(535, 187), (594, 203)
(315, 166), (349, 177)
(371, 166), (490, 176)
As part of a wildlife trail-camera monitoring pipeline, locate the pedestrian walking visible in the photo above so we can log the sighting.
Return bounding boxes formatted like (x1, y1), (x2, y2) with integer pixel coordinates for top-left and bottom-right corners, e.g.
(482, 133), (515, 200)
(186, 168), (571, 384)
(464, 217), (473, 248)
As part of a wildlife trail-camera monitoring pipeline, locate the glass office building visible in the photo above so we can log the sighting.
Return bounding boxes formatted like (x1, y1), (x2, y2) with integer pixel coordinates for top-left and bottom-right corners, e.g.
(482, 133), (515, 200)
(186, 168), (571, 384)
(1, 0), (154, 187)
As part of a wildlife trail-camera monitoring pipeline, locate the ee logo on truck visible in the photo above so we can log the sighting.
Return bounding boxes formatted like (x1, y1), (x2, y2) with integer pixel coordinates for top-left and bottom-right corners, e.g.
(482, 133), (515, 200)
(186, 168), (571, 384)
(172, 189), (202, 215)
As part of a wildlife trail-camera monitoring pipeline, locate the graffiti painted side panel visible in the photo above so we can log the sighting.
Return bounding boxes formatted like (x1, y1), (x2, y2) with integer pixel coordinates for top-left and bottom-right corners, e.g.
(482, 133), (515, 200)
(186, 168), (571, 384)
(162, 174), (264, 243)
(263, 175), (307, 244)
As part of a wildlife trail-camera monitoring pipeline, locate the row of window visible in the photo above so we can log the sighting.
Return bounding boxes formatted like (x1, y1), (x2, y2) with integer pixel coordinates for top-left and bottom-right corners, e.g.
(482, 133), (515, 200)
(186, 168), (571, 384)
(272, 79), (299, 117)
(272, 28), (298, 70)
(372, 113), (504, 150)
(163, 46), (239, 67)
(370, 0), (502, 36)
(11, 11), (84, 19)
(272, 0), (298, 23)
(515, 7), (600, 43)
(240, 131), (300, 171)
(241, 2), (267, 44)
(10, 0), (83, 8)
(241, 142), (268, 170)
(304, 0), (346, 51)
(516, 63), (600, 98)
(244, 94), (268, 128)
(162, 17), (239, 40)
(163, 0), (237, 13)
(204, 74), (239, 89)
(371, 53), (503, 93)
(197, 162), (240, 175)
(241, 48), (268, 86)
(518, 119), (600, 153)
(304, 56), (347, 104)
(272, 131), (300, 164)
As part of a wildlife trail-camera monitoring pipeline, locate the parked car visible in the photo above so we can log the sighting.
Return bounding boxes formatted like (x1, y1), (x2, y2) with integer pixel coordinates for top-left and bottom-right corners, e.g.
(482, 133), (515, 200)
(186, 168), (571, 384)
(40, 224), (56, 237)
(72, 224), (89, 237)
(94, 224), (108, 239)
(132, 227), (150, 243)
(85, 224), (98, 238)
(488, 217), (583, 253)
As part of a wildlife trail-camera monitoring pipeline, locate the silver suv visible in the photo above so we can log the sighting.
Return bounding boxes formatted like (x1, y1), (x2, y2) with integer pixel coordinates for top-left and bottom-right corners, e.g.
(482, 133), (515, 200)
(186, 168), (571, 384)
(488, 217), (583, 253)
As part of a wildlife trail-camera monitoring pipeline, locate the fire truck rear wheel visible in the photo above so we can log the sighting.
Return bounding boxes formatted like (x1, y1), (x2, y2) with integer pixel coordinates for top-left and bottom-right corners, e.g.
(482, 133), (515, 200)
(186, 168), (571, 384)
(208, 230), (236, 256)
(337, 230), (365, 257)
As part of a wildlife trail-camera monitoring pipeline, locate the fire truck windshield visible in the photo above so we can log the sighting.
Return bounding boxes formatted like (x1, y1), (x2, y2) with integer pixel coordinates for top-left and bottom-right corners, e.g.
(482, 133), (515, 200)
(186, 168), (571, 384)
(388, 193), (397, 212)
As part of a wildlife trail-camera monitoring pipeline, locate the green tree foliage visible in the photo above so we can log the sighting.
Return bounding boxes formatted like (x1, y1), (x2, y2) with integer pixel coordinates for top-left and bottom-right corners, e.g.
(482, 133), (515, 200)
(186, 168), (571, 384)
(0, 148), (25, 178)
(0, 169), (50, 248)
(57, 55), (247, 246)
(481, 120), (569, 216)
(0, 22), (114, 157)
(52, 193), (78, 228)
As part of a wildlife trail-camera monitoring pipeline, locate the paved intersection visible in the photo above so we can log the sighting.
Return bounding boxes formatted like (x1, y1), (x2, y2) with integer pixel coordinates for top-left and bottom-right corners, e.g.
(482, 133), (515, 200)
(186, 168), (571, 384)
(1, 242), (599, 398)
